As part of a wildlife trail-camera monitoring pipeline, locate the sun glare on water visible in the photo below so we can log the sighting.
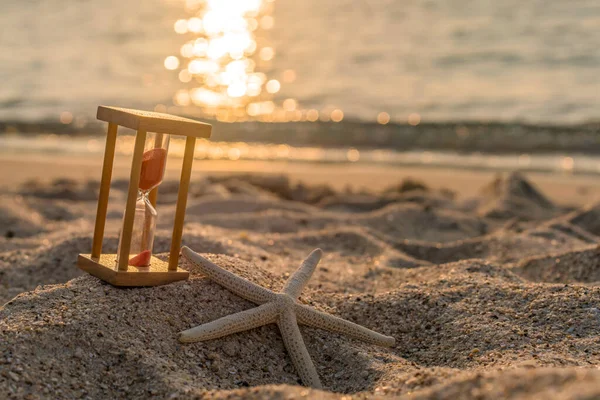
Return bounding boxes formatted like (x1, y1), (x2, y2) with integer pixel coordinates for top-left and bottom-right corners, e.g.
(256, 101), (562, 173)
(160, 0), (403, 125)
(164, 0), (306, 122)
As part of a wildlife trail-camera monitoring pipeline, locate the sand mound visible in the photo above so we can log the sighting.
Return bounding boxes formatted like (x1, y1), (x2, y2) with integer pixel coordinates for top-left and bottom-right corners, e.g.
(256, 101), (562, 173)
(317, 190), (456, 213)
(0, 256), (383, 397)
(0, 196), (46, 239)
(0, 235), (111, 305)
(515, 245), (600, 284)
(357, 203), (488, 243)
(393, 222), (593, 265)
(407, 368), (600, 400)
(2, 172), (600, 399)
(196, 209), (336, 233)
(185, 195), (316, 217)
(567, 202), (600, 237)
(479, 172), (559, 220)
(19, 178), (99, 202)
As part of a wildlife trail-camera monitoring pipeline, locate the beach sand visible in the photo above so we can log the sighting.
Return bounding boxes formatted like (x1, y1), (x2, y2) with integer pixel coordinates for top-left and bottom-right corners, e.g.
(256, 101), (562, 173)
(1, 158), (600, 399)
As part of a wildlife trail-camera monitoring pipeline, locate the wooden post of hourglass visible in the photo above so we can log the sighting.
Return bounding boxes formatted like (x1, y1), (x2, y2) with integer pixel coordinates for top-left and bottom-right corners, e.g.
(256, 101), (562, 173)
(91, 122), (118, 260)
(77, 106), (211, 287)
(169, 135), (196, 271)
(117, 129), (147, 272)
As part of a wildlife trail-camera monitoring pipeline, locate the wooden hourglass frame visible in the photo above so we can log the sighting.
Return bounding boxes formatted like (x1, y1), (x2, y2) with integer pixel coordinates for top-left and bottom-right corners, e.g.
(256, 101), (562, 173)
(77, 106), (211, 286)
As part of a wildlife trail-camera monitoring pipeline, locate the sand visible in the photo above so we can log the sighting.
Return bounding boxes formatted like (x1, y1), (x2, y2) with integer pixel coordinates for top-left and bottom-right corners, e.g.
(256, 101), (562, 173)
(1, 168), (600, 399)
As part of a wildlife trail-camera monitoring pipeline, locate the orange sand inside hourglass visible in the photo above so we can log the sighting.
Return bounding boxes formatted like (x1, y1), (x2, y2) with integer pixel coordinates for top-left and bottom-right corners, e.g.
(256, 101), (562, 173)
(129, 250), (151, 267)
(128, 148), (168, 267)
(139, 148), (168, 191)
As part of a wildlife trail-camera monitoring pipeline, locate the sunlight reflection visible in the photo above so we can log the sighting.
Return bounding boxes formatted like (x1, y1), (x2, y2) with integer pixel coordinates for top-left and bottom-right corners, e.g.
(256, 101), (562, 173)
(377, 112), (390, 125)
(164, 56), (180, 70)
(347, 148), (360, 162)
(165, 0), (344, 123)
(59, 111), (73, 124)
(10, 135), (598, 177)
(166, 0), (286, 120)
(408, 113), (421, 126)
(331, 109), (344, 123)
(265, 79), (280, 94)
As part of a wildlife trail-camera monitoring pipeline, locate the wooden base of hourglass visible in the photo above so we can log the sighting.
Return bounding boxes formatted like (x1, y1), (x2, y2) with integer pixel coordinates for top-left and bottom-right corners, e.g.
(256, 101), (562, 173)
(77, 254), (189, 287)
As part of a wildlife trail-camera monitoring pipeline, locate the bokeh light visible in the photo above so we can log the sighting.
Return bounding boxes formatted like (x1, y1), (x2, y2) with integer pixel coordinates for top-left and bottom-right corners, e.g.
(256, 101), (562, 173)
(306, 109), (319, 122)
(377, 112), (390, 125)
(178, 69), (192, 83)
(408, 112), (421, 126)
(283, 98), (297, 111)
(164, 56), (180, 70)
(187, 17), (203, 33)
(174, 19), (188, 34)
(347, 148), (360, 162)
(259, 47), (274, 61)
(561, 156), (574, 172)
(60, 111), (73, 124)
(331, 109), (344, 122)
(174, 90), (191, 106)
(266, 79), (280, 93)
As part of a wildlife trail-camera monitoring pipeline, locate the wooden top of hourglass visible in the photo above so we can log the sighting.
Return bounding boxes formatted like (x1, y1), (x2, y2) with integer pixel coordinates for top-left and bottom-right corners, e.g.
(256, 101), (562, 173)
(97, 106), (212, 139)
(77, 106), (212, 287)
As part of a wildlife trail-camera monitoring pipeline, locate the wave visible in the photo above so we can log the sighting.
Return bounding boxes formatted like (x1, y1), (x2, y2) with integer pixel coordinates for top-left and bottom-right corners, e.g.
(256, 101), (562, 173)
(2, 120), (600, 175)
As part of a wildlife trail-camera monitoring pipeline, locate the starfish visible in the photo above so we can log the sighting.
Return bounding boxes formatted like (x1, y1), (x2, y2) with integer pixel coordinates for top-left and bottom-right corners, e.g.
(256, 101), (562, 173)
(179, 246), (395, 389)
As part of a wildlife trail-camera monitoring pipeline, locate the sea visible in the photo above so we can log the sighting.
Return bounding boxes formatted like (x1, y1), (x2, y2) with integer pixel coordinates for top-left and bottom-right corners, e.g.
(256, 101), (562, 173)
(1, 0), (600, 173)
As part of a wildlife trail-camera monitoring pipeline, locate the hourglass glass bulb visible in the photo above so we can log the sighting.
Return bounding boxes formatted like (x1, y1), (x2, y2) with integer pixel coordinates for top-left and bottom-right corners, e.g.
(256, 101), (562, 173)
(117, 133), (170, 269)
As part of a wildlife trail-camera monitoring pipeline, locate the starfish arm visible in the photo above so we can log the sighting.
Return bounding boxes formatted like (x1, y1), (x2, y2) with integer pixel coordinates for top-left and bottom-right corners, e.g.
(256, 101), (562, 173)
(282, 249), (323, 299)
(182, 246), (277, 304)
(179, 302), (279, 343)
(277, 309), (323, 389)
(295, 304), (395, 347)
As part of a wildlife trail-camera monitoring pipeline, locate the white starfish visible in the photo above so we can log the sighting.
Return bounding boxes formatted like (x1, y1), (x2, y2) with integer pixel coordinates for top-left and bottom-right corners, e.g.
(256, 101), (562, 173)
(179, 246), (395, 389)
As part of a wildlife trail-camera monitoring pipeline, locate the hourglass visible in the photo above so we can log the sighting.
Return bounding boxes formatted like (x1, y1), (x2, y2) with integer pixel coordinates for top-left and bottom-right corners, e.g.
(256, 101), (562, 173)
(77, 106), (211, 286)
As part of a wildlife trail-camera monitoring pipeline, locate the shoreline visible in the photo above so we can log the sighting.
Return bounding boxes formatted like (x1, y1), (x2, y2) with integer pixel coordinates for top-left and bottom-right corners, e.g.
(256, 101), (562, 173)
(2, 152), (600, 207)
(4, 133), (600, 177)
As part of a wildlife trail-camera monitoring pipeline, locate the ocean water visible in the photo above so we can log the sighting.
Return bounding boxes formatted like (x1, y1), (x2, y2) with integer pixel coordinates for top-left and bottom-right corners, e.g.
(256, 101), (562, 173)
(2, 0), (600, 125)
